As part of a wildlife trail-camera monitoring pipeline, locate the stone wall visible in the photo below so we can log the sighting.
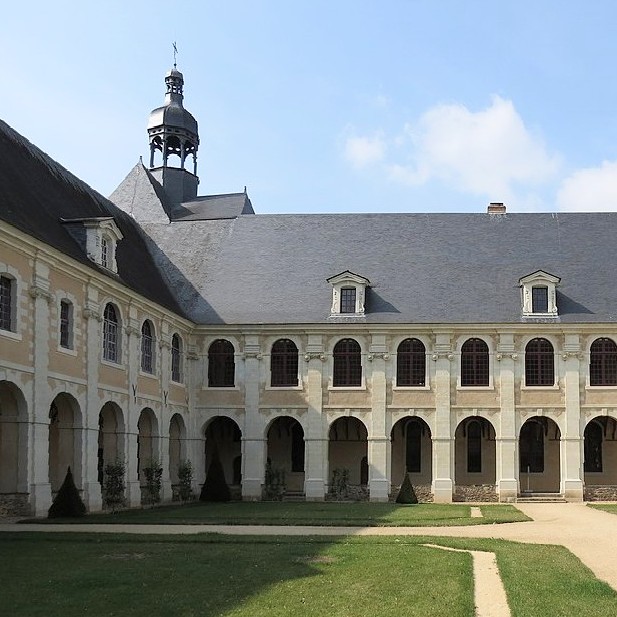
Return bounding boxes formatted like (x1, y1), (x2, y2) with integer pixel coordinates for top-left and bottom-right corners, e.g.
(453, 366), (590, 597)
(0, 494), (31, 517)
(584, 485), (617, 501)
(453, 484), (498, 502)
(389, 483), (433, 503)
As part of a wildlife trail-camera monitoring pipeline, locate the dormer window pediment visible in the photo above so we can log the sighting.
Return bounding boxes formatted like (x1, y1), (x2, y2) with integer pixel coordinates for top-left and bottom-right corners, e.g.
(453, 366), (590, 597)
(61, 217), (123, 273)
(519, 270), (560, 317)
(327, 270), (370, 316)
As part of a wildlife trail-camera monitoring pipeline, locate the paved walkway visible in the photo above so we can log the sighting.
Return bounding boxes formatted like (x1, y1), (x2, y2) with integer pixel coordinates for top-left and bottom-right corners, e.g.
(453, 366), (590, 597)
(1, 503), (616, 592)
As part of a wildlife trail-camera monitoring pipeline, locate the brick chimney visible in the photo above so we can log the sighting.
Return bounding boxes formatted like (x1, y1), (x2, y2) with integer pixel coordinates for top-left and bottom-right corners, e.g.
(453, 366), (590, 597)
(487, 202), (506, 214)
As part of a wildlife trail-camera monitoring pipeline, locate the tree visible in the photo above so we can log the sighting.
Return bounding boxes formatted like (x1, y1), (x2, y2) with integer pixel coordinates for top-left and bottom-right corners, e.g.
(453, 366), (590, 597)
(199, 447), (231, 502)
(143, 459), (163, 506)
(48, 467), (86, 518)
(103, 459), (126, 511)
(177, 459), (194, 502)
(395, 473), (418, 504)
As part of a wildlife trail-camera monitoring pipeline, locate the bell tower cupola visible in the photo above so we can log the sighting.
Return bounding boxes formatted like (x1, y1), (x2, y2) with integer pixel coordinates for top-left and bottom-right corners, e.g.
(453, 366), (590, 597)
(147, 62), (200, 203)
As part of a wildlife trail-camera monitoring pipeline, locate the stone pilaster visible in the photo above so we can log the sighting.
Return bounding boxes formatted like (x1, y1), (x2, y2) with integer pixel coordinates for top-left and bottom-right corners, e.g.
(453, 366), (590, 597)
(495, 333), (518, 501)
(432, 332), (453, 502)
(124, 309), (141, 507)
(368, 333), (389, 501)
(562, 334), (584, 501)
(304, 334), (327, 500)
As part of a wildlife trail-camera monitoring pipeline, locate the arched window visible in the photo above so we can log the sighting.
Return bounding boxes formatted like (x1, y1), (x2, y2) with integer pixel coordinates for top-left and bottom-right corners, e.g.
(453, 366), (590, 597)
(208, 339), (235, 387)
(590, 338), (617, 386)
(467, 420), (482, 473)
(0, 274), (14, 331)
(140, 320), (155, 373)
(584, 421), (603, 473)
(397, 339), (426, 386)
(520, 420), (544, 472)
(461, 338), (489, 386)
(59, 299), (73, 349)
(333, 338), (362, 387)
(525, 338), (554, 386)
(270, 339), (299, 387)
(102, 303), (120, 363)
(171, 333), (183, 382)
(405, 420), (422, 473)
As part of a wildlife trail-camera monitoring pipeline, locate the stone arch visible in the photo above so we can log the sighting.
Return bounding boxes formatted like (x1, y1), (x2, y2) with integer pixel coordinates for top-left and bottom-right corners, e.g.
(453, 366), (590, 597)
(584, 416), (617, 499)
(0, 381), (28, 510)
(519, 416), (561, 493)
(97, 402), (125, 484)
(454, 416), (496, 501)
(328, 416), (368, 498)
(203, 416), (242, 490)
(390, 416), (432, 496)
(48, 392), (83, 493)
(266, 416), (305, 493)
(137, 408), (159, 485)
(169, 413), (186, 485)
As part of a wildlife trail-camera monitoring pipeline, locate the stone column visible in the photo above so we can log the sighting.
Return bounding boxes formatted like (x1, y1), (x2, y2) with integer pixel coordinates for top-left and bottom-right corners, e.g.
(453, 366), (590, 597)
(368, 333), (390, 501)
(562, 334), (584, 501)
(124, 312), (141, 507)
(241, 334), (265, 499)
(432, 332), (453, 503)
(495, 333), (518, 501)
(27, 257), (53, 516)
(81, 286), (103, 512)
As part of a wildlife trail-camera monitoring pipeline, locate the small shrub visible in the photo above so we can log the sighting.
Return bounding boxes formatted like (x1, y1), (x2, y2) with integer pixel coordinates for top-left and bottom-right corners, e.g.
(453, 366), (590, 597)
(396, 473), (418, 504)
(331, 468), (350, 500)
(200, 448), (231, 502)
(264, 461), (286, 500)
(143, 459), (163, 506)
(103, 459), (126, 512)
(177, 460), (194, 502)
(48, 467), (86, 518)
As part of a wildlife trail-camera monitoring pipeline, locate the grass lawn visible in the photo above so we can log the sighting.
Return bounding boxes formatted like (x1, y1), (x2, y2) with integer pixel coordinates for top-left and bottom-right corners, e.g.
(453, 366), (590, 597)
(588, 503), (617, 515)
(1, 532), (615, 616)
(24, 501), (530, 526)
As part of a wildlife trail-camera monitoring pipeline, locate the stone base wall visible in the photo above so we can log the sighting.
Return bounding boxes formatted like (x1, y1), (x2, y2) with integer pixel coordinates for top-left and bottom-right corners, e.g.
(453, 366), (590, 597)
(453, 484), (498, 502)
(326, 484), (369, 501)
(389, 484), (433, 503)
(584, 485), (617, 501)
(0, 493), (31, 517)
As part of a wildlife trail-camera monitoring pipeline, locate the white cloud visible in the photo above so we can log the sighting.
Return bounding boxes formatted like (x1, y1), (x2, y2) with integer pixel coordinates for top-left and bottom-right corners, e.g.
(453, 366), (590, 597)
(557, 161), (617, 211)
(344, 96), (561, 206)
(344, 133), (386, 169)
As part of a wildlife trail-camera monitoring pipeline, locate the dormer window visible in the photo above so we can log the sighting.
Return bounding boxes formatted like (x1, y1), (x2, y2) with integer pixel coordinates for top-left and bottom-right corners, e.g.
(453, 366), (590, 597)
(519, 270), (560, 317)
(60, 217), (123, 274)
(327, 271), (370, 316)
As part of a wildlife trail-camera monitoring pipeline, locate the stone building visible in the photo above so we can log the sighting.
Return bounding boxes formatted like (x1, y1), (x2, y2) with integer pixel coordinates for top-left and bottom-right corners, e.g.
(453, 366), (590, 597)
(2, 67), (617, 516)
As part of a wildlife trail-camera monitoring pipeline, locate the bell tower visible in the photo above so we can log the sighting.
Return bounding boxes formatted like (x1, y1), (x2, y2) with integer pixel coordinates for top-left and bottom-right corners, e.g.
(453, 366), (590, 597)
(147, 65), (200, 203)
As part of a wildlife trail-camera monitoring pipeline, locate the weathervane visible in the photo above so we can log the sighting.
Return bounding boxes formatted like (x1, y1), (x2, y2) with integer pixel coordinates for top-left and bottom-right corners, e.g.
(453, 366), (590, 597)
(173, 41), (178, 68)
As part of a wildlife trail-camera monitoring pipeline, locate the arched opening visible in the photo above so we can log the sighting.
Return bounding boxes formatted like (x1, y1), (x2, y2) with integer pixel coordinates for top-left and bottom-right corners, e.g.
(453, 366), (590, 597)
(204, 417), (242, 496)
(266, 416), (305, 494)
(328, 416), (368, 499)
(0, 381), (28, 514)
(519, 416), (561, 493)
(169, 413), (186, 487)
(137, 408), (159, 498)
(390, 417), (432, 501)
(48, 393), (82, 494)
(97, 402), (125, 485)
(454, 417), (496, 501)
(584, 416), (617, 499)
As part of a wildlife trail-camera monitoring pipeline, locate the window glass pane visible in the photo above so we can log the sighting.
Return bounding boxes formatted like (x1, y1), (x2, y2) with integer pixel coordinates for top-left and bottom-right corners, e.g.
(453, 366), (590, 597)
(340, 288), (356, 313)
(333, 339), (362, 386)
(271, 339), (298, 387)
(532, 287), (548, 313)
(208, 339), (235, 386)
(0, 276), (12, 331)
(60, 300), (72, 348)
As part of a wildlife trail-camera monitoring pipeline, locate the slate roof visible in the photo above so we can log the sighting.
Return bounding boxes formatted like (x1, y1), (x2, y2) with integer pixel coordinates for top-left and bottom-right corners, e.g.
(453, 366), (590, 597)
(140, 211), (617, 325)
(0, 119), (185, 317)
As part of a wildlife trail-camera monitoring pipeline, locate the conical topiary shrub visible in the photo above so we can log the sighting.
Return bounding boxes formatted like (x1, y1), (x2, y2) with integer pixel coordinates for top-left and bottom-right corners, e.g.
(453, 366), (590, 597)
(395, 473), (418, 504)
(48, 467), (87, 518)
(199, 447), (231, 502)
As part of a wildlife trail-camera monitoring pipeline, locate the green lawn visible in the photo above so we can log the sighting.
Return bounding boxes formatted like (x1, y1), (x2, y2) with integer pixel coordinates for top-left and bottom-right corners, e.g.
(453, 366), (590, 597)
(588, 503), (617, 515)
(1, 532), (615, 616)
(25, 501), (529, 526)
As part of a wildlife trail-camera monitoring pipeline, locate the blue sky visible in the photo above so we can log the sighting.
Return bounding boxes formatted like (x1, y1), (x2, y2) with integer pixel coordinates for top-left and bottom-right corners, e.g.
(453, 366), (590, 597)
(3, 1), (617, 213)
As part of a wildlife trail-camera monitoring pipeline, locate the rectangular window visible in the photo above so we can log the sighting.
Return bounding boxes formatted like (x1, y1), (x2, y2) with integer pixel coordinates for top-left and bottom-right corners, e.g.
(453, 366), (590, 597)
(0, 276), (12, 331)
(340, 288), (356, 313)
(59, 300), (72, 349)
(101, 237), (109, 269)
(532, 286), (548, 313)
